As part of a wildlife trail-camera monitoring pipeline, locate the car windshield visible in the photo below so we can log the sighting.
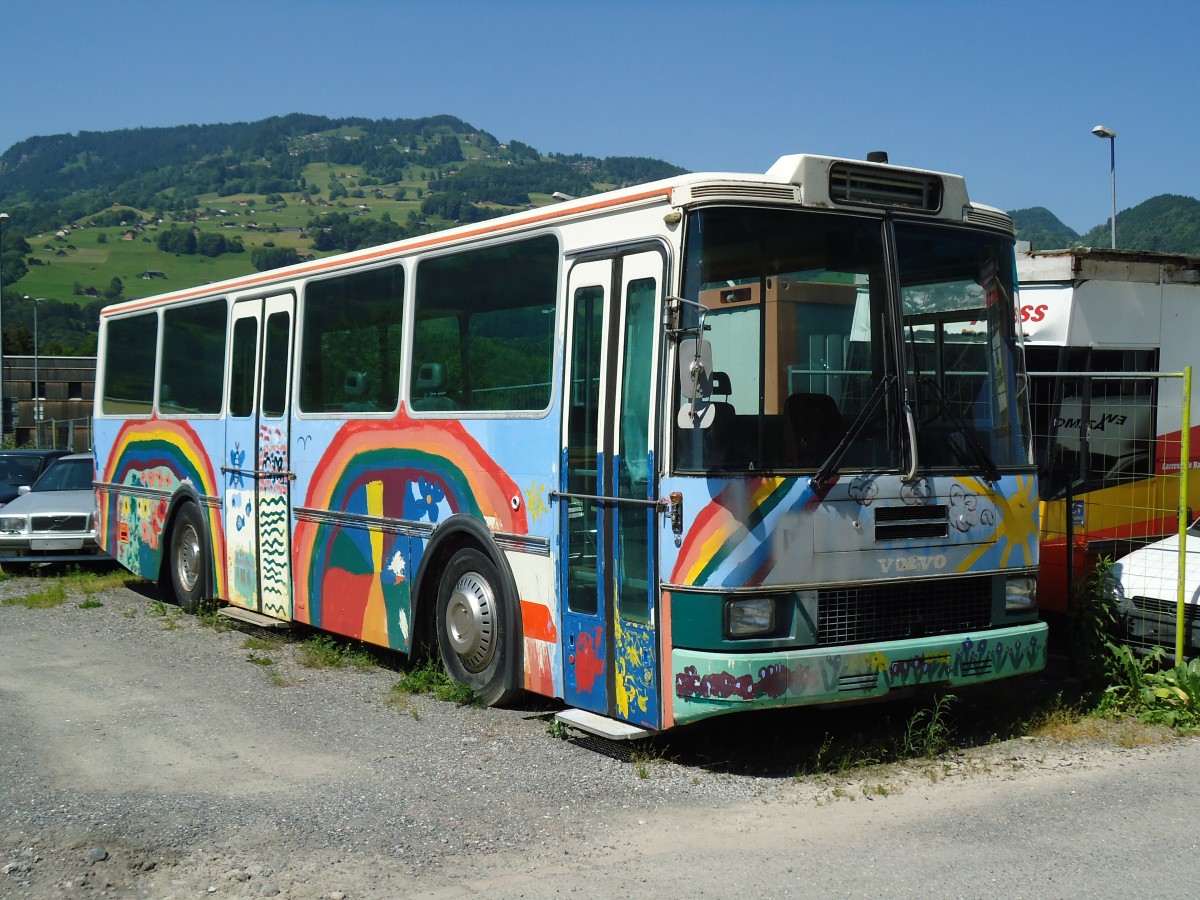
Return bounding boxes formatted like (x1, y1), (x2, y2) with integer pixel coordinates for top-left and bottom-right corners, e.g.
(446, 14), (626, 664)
(0, 456), (47, 486)
(34, 458), (94, 492)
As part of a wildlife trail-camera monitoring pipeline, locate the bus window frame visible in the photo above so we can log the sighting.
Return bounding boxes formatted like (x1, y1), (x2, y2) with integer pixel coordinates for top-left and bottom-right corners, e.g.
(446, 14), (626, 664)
(407, 232), (563, 421)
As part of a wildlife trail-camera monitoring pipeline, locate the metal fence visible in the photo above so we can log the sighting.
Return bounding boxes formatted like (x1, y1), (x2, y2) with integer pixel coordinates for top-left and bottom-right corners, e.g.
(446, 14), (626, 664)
(33, 416), (93, 453)
(1030, 368), (1192, 661)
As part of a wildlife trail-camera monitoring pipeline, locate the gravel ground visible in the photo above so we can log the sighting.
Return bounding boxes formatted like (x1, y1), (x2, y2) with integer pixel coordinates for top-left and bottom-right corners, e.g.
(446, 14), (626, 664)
(0, 574), (1192, 899)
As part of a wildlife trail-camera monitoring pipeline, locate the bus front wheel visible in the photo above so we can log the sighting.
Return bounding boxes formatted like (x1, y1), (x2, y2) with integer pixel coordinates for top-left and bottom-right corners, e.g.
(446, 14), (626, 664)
(169, 503), (207, 614)
(435, 548), (516, 707)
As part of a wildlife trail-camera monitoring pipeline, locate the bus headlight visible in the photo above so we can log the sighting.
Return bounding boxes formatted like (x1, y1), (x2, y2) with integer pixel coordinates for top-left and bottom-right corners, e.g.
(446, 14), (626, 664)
(1005, 576), (1037, 613)
(725, 596), (776, 638)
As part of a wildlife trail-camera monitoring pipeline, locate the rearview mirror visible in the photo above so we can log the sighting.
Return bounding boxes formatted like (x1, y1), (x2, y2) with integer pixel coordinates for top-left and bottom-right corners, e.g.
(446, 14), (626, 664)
(678, 338), (714, 400)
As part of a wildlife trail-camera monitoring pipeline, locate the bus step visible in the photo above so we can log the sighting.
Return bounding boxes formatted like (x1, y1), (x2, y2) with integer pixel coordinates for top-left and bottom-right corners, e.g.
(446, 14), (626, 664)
(554, 708), (651, 741)
(217, 606), (291, 629)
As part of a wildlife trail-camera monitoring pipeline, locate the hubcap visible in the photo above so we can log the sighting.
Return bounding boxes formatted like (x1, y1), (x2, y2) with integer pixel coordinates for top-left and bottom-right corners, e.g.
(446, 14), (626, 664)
(445, 571), (495, 673)
(176, 524), (200, 593)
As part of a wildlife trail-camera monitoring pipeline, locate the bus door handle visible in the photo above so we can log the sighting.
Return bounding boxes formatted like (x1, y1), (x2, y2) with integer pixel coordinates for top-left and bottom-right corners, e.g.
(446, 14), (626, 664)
(548, 490), (666, 510)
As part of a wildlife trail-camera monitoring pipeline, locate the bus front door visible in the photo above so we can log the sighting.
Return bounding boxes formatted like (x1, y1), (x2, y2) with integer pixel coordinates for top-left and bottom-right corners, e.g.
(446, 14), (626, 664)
(561, 250), (664, 729)
(224, 293), (295, 619)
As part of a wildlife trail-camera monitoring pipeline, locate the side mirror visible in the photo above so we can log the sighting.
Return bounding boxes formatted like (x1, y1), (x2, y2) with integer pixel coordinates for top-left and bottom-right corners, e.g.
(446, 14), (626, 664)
(678, 338), (714, 400)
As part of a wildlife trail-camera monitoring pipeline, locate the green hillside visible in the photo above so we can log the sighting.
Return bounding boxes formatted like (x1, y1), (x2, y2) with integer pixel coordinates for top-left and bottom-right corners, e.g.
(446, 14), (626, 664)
(0, 115), (684, 355)
(1077, 194), (1200, 253)
(1010, 207), (1079, 250)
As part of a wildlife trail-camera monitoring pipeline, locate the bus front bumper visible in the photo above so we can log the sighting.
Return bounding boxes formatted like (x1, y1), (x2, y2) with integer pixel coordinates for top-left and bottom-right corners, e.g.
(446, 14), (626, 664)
(670, 622), (1048, 726)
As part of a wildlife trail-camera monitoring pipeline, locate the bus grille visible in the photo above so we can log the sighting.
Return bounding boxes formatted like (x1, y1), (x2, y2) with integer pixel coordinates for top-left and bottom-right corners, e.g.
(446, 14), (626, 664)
(818, 577), (992, 646)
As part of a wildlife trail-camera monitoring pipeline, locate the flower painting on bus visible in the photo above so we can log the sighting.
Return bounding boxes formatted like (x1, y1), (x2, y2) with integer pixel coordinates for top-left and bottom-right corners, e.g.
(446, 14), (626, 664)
(98, 418), (225, 596)
(292, 413), (530, 651)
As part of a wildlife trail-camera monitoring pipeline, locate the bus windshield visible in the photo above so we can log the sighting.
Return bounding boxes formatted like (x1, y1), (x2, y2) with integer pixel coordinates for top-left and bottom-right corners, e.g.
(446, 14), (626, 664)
(674, 207), (1031, 475)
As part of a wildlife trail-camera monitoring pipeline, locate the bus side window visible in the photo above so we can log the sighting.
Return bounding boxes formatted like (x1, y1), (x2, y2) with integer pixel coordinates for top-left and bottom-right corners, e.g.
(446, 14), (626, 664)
(299, 264), (404, 414)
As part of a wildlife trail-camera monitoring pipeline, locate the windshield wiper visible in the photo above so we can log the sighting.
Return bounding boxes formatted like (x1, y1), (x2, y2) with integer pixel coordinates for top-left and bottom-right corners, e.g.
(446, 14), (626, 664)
(810, 375), (894, 492)
(918, 375), (1001, 485)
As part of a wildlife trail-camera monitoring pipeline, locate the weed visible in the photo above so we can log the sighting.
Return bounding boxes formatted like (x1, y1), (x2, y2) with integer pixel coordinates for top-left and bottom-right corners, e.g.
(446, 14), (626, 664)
(1100, 643), (1200, 730)
(77, 598), (103, 609)
(545, 718), (571, 740)
(247, 652), (274, 666)
(1070, 556), (1120, 687)
(196, 600), (230, 632)
(64, 569), (145, 596)
(899, 693), (956, 759)
(243, 634), (285, 651)
(298, 634), (376, 670)
(390, 659), (483, 707)
(148, 600), (168, 616)
(2, 584), (67, 609)
(628, 743), (668, 779)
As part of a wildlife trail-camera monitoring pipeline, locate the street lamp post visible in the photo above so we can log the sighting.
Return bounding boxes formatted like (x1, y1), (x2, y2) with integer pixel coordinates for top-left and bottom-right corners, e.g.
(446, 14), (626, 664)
(33, 297), (41, 449)
(0, 211), (7, 446)
(1091, 125), (1117, 249)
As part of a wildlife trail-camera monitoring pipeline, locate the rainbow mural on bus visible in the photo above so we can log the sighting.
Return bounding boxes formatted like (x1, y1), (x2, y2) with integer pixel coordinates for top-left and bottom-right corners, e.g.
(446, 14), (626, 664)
(669, 474), (1040, 589)
(98, 418), (225, 595)
(292, 409), (533, 653)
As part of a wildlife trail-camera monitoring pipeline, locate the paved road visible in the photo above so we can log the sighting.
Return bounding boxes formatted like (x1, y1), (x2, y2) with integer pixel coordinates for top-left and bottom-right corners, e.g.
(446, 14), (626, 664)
(1, 578), (1196, 898)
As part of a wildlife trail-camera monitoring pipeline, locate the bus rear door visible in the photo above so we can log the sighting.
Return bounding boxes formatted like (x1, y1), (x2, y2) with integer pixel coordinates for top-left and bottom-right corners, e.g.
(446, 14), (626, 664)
(224, 293), (295, 619)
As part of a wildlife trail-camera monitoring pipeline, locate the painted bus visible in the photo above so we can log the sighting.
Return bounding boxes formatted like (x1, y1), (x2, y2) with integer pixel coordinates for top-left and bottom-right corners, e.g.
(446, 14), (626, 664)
(1020, 246), (1200, 619)
(93, 152), (1046, 737)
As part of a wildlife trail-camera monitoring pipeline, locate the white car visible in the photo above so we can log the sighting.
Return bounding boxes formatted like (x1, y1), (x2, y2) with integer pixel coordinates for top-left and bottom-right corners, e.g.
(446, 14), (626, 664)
(0, 453), (103, 565)
(1112, 525), (1200, 649)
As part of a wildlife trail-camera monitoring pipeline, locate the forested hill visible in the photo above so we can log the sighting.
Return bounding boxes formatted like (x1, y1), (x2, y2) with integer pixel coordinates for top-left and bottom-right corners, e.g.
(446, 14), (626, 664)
(0, 113), (686, 234)
(1011, 198), (1200, 254)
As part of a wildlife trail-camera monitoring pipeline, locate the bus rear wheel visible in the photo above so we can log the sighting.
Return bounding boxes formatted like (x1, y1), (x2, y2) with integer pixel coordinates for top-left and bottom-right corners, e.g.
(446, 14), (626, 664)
(169, 502), (207, 614)
(435, 548), (517, 707)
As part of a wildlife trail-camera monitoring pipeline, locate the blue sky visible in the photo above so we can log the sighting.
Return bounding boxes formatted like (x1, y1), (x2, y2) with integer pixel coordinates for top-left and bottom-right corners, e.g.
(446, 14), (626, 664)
(2, 0), (1196, 235)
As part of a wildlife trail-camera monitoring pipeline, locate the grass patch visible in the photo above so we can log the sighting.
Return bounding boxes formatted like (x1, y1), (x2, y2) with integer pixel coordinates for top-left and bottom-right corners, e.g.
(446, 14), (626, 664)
(243, 634), (286, 651)
(2, 583), (67, 608)
(77, 598), (103, 609)
(60, 568), (145, 595)
(389, 659), (482, 707)
(297, 634), (376, 670)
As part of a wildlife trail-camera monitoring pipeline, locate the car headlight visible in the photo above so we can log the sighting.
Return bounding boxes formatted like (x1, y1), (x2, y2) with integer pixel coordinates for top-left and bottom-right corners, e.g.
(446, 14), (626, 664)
(0, 516), (26, 532)
(1006, 575), (1038, 612)
(725, 596), (776, 638)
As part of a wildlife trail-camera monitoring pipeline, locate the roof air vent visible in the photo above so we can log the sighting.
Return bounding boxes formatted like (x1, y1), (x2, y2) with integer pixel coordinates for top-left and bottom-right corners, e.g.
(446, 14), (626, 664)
(828, 163), (943, 212)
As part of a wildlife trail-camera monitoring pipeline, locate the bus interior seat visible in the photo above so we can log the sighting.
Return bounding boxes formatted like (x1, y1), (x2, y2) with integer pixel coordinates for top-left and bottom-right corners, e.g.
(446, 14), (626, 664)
(412, 362), (457, 410)
(704, 371), (742, 467)
(342, 370), (378, 411)
(785, 392), (845, 467)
